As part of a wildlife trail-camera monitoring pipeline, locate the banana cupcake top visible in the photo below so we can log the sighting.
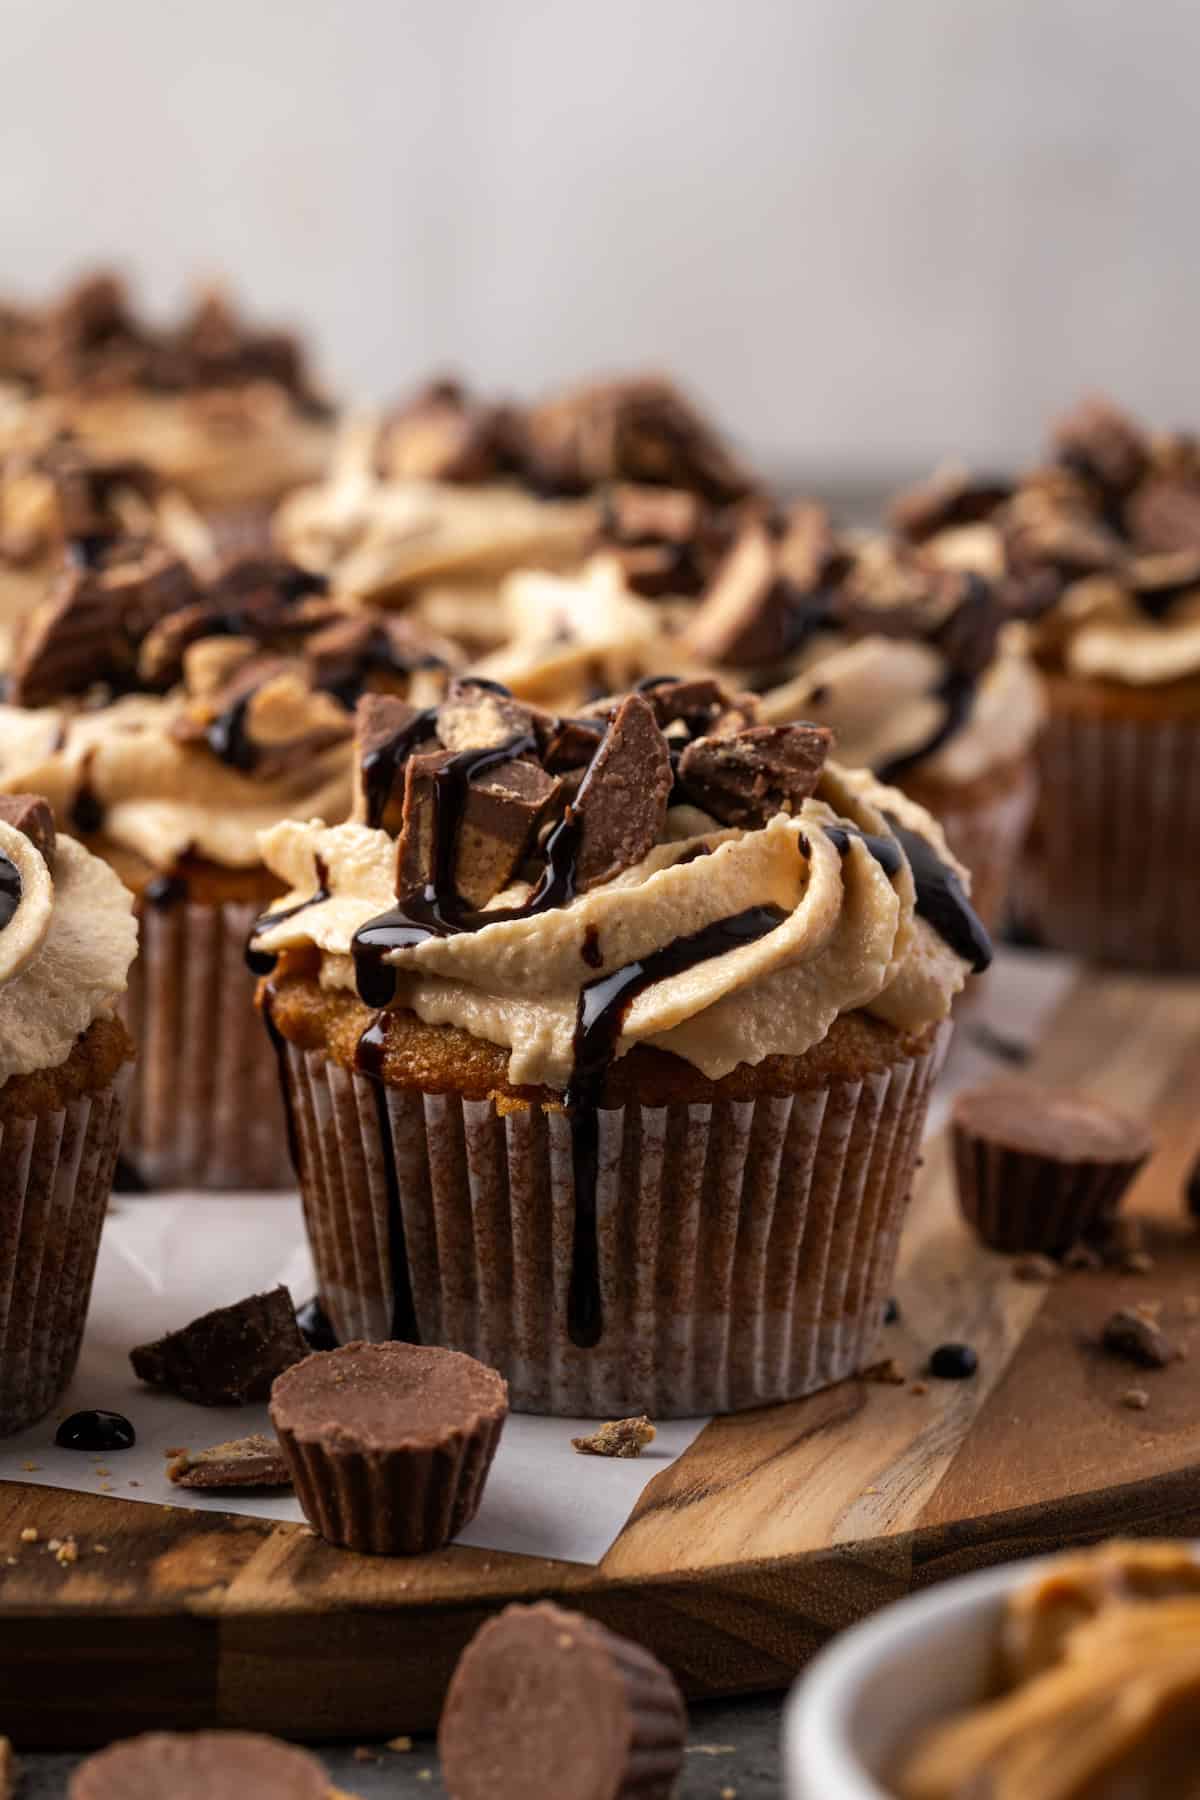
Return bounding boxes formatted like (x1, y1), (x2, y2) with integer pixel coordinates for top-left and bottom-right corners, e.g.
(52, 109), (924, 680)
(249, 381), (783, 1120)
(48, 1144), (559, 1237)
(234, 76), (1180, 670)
(0, 531), (456, 876)
(0, 794), (136, 1085)
(0, 272), (333, 510)
(250, 675), (990, 1092)
(890, 394), (1200, 693)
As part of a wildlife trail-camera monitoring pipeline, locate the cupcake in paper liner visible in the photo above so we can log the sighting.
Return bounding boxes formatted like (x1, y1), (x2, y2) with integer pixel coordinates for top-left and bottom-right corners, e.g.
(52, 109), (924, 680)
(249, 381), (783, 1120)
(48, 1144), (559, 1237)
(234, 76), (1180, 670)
(890, 396), (1200, 969)
(249, 675), (988, 1418)
(275, 373), (757, 657)
(439, 1602), (686, 1800)
(951, 1082), (1154, 1256)
(0, 479), (457, 1187)
(0, 796), (136, 1434)
(269, 1341), (508, 1554)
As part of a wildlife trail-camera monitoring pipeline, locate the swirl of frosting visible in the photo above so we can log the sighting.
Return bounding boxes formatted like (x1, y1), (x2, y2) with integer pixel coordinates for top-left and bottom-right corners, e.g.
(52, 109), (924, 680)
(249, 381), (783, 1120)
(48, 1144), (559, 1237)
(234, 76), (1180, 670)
(251, 757), (976, 1091)
(0, 819), (137, 1086)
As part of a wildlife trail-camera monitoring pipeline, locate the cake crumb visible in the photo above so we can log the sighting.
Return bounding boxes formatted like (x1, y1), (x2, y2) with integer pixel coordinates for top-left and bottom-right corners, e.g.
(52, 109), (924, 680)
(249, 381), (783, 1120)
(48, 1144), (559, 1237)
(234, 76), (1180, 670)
(352, 1746), (379, 1764)
(94, 1544), (108, 1554)
(55, 1538), (78, 1566)
(909, 1381), (930, 1396)
(571, 1415), (656, 1458)
(19, 1527), (38, 1544)
(386, 1736), (413, 1753)
(1121, 1387), (1150, 1410)
(164, 1446), (186, 1457)
(1120, 1251), (1155, 1275)
(1133, 1299), (1164, 1319)
(1102, 1307), (1178, 1369)
(860, 1358), (906, 1385)
(1064, 1243), (1102, 1271)
(20, 1462), (39, 1473)
(1013, 1253), (1060, 1283)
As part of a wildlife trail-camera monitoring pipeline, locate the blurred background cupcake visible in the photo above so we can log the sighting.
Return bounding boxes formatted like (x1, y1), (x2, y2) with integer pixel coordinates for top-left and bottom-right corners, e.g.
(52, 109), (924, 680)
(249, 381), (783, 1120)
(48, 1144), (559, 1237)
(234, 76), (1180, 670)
(0, 793), (136, 1433)
(249, 676), (989, 1416)
(0, 448), (455, 1187)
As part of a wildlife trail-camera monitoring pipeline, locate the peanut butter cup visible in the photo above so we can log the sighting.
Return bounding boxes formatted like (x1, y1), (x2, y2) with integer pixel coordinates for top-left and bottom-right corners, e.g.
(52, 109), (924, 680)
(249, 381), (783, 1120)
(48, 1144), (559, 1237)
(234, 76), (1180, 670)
(951, 1082), (1154, 1254)
(269, 1341), (508, 1555)
(438, 1602), (686, 1800)
(69, 1731), (332, 1799)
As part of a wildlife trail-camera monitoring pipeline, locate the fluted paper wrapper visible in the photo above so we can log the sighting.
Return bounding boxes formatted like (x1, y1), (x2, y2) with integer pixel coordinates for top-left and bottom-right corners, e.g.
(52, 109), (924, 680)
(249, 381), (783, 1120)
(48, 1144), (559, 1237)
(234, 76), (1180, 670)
(275, 1406), (506, 1555)
(909, 758), (1037, 938)
(281, 1025), (949, 1417)
(953, 1126), (1147, 1256)
(606, 1628), (687, 1798)
(123, 900), (292, 1189)
(1017, 709), (1200, 971)
(0, 1081), (124, 1435)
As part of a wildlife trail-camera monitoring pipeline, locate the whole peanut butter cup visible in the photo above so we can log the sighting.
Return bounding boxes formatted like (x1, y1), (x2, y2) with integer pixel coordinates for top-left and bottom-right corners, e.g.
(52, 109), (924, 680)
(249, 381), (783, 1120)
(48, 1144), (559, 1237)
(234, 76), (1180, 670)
(269, 1340), (508, 1555)
(69, 1730), (331, 1799)
(438, 1601), (686, 1800)
(952, 1082), (1154, 1254)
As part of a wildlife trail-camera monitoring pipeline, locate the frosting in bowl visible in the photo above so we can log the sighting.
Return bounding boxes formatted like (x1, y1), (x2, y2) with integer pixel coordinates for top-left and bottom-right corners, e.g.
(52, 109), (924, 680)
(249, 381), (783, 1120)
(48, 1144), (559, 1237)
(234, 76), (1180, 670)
(0, 817), (137, 1086)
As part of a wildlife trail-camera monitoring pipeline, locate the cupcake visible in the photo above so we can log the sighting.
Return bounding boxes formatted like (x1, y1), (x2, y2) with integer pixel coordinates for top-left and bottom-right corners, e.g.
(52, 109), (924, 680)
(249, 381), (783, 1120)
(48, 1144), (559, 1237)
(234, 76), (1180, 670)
(891, 397), (1200, 967)
(274, 373), (757, 656)
(249, 675), (987, 1416)
(0, 793), (136, 1433)
(0, 505), (456, 1188)
(0, 271), (334, 552)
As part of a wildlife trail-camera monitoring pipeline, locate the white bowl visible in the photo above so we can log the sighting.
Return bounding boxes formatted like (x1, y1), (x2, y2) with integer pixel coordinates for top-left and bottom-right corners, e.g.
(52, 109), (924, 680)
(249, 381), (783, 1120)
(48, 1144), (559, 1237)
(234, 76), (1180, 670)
(783, 1556), (1048, 1799)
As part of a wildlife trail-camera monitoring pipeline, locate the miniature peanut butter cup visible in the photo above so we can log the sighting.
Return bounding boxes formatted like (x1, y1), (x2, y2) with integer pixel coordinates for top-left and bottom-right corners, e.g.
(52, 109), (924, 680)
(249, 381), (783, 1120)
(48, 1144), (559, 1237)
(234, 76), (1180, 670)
(438, 1601), (686, 1800)
(951, 1082), (1154, 1254)
(269, 1341), (508, 1554)
(69, 1730), (331, 1799)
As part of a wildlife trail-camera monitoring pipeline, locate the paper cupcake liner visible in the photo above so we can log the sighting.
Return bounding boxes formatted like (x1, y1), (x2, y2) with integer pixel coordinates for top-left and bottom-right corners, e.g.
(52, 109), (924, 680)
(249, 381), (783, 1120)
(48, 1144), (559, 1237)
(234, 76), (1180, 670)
(0, 1079), (124, 1435)
(907, 758), (1037, 938)
(275, 1403), (506, 1555)
(1015, 709), (1200, 971)
(281, 1024), (949, 1417)
(952, 1128), (1147, 1255)
(122, 900), (293, 1189)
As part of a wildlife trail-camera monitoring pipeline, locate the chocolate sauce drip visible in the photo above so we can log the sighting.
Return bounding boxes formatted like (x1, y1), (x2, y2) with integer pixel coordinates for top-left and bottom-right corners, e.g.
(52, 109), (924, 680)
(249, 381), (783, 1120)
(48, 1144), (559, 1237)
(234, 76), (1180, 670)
(246, 857), (330, 976)
(295, 1296), (339, 1352)
(883, 814), (992, 973)
(143, 873), (188, 910)
(55, 1409), (136, 1451)
(353, 1012), (420, 1342)
(876, 668), (975, 786)
(634, 673), (681, 691)
(565, 903), (787, 1348)
(823, 823), (903, 878)
(205, 689), (258, 772)
(0, 852), (20, 932)
(70, 748), (105, 835)
(581, 923), (603, 969)
(260, 984), (303, 1179)
(362, 705), (439, 829)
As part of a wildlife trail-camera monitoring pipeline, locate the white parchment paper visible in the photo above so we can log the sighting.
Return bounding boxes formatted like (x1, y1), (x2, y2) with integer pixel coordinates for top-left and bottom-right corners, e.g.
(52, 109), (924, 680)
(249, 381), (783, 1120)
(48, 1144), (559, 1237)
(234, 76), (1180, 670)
(0, 948), (1076, 1565)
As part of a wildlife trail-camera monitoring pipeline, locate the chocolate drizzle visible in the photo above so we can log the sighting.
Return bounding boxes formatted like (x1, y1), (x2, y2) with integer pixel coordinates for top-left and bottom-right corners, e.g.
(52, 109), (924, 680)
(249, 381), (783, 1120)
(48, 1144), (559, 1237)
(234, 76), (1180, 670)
(353, 1011), (420, 1343)
(564, 904), (787, 1347)
(70, 749), (105, 835)
(875, 668), (975, 786)
(824, 818), (991, 972)
(205, 688), (258, 772)
(246, 858), (330, 976)
(143, 873), (188, 910)
(362, 706), (438, 830)
(0, 852), (20, 932)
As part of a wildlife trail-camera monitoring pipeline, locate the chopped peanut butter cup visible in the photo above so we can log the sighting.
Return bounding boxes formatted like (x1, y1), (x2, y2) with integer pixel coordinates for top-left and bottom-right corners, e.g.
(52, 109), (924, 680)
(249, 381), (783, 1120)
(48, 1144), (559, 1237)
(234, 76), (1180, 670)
(269, 1341), (508, 1554)
(438, 1602), (686, 1800)
(951, 1082), (1154, 1254)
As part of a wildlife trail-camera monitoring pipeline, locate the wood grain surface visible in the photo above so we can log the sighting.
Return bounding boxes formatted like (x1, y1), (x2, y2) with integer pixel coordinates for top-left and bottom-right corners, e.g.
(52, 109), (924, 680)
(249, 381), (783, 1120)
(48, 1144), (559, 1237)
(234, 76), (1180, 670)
(2, 968), (1199, 1748)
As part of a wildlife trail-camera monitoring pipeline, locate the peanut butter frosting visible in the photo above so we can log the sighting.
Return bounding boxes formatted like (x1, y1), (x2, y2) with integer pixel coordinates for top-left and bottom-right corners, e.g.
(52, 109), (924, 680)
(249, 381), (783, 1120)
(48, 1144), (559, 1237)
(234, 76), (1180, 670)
(250, 680), (986, 1091)
(0, 813), (136, 1086)
(896, 1541), (1200, 1800)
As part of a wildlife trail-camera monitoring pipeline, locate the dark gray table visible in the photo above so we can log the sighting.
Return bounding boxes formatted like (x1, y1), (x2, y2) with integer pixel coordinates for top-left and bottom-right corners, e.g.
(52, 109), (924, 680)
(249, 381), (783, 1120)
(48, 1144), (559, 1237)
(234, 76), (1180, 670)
(16, 1694), (784, 1795)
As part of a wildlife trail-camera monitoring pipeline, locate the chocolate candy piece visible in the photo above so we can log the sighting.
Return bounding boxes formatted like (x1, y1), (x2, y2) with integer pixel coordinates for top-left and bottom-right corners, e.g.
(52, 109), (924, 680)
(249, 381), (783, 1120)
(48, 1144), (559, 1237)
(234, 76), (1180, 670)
(398, 748), (561, 909)
(0, 795), (55, 868)
(1052, 393), (1150, 495)
(1125, 477), (1200, 556)
(439, 1601), (686, 1800)
(436, 679), (536, 753)
(1102, 1308), (1178, 1370)
(130, 1286), (308, 1407)
(167, 1434), (292, 1490)
(379, 377), (521, 484)
(68, 1731), (330, 1799)
(270, 1341), (509, 1555)
(952, 1084), (1154, 1256)
(574, 693), (672, 890)
(56, 1410), (135, 1452)
(888, 465), (1013, 542)
(677, 723), (832, 828)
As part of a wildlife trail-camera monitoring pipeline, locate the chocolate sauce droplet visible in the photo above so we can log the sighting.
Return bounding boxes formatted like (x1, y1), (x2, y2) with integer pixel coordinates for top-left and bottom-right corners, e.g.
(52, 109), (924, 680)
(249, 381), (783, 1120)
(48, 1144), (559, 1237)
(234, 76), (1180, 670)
(580, 924), (603, 969)
(55, 1410), (136, 1451)
(928, 1342), (978, 1380)
(206, 689), (258, 772)
(143, 873), (188, 911)
(112, 1155), (150, 1194)
(0, 852), (21, 932)
(565, 903), (787, 1348)
(70, 749), (105, 835)
(883, 814), (992, 974)
(883, 1297), (901, 1325)
(295, 1297), (339, 1352)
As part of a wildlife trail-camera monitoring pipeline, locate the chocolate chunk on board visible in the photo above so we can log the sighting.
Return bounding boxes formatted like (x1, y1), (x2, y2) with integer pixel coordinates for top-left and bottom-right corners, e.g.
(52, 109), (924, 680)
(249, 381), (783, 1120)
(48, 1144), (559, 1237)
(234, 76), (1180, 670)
(167, 1434), (293, 1490)
(573, 692), (673, 890)
(130, 1286), (308, 1406)
(677, 722), (832, 827)
(0, 795), (55, 867)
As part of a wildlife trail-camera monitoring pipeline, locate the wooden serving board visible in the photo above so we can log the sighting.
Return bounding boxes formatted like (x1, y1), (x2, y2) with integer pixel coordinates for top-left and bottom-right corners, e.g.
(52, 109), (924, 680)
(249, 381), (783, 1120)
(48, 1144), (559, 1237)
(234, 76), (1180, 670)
(3, 967), (1200, 1749)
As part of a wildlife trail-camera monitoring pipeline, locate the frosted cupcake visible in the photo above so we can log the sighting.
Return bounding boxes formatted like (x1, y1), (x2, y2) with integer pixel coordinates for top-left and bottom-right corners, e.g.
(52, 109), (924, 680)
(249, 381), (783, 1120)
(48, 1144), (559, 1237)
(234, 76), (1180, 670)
(249, 676), (987, 1416)
(0, 794), (136, 1432)
(0, 271), (333, 550)
(0, 522), (455, 1188)
(274, 373), (757, 655)
(894, 396), (1200, 968)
